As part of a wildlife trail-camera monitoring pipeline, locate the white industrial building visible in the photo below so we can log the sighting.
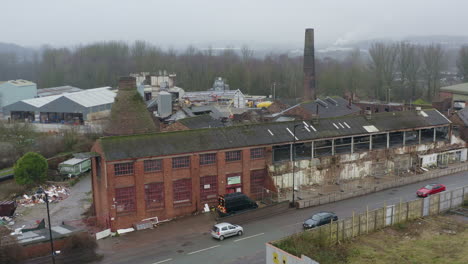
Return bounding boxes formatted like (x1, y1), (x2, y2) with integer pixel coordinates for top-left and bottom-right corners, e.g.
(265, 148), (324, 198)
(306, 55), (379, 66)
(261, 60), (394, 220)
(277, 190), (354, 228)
(0, 79), (37, 112)
(2, 87), (116, 124)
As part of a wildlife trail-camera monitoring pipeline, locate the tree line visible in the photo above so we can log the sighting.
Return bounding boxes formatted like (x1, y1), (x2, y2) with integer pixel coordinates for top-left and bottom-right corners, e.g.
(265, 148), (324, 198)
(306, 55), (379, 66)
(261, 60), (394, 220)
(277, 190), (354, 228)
(1, 41), (468, 102)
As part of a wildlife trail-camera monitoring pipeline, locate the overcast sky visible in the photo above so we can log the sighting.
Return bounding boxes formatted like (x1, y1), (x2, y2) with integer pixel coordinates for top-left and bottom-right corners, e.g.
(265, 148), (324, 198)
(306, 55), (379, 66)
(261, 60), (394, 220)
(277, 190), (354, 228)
(2, 0), (468, 49)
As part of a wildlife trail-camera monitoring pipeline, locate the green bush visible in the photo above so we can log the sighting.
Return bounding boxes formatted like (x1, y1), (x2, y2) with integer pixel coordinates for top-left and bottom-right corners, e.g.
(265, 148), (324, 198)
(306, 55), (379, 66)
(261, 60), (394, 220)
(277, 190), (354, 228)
(13, 152), (48, 186)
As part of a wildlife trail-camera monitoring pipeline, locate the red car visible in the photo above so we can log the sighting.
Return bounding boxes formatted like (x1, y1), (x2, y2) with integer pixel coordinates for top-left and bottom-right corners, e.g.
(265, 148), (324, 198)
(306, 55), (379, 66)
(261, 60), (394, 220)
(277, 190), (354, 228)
(416, 183), (446, 197)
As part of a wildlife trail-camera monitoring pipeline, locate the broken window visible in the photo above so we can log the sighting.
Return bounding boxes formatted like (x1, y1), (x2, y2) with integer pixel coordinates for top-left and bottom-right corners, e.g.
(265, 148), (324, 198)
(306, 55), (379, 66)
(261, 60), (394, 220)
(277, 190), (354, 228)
(421, 128), (434, 143)
(144, 159), (163, 173)
(372, 134), (387, 149)
(172, 156), (190, 169)
(389, 132), (404, 147)
(225, 150), (242, 162)
(435, 126), (449, 141)
(200, 176), (217, 202)
(273, 144), (290, 162)
(200, 153), (216, 165)
(250, 169), (266, 199)
(405, 131), (419, 146)
(114, 162), (134, 176)
(314, 139), (333, 157)
(334, 137), (352, 154)
(250, 148), (265, 159)
(115, 186), (136, 213)
(173, 178), (192, 205)
(294, 142), (312, 160)
(353, 136), (370, 152)
(144, 182), (164, 209)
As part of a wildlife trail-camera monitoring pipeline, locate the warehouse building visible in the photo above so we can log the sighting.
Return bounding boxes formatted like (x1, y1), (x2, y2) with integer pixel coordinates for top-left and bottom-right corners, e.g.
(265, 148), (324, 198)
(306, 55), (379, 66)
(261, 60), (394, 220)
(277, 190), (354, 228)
(2, 87), (116, 124)
(90, 107), (459, 230)
(0, 79), (37, 111)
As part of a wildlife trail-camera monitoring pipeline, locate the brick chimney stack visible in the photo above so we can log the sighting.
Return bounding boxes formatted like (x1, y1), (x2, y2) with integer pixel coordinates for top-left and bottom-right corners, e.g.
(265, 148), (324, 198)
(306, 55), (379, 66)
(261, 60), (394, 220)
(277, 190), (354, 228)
(118, 76), (137, 90)
(303, 28), (316, 101)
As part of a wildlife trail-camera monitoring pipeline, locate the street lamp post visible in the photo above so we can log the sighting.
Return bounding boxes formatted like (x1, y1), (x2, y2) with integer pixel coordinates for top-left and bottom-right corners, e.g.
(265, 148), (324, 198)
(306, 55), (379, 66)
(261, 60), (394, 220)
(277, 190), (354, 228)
(37, 188), (56, 264)
(291, 124), (301, 207)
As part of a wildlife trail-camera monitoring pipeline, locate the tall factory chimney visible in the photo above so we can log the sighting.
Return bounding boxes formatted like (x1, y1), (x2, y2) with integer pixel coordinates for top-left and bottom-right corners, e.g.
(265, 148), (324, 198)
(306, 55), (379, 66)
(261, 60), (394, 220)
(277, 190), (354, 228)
(303, 28), (316, 101)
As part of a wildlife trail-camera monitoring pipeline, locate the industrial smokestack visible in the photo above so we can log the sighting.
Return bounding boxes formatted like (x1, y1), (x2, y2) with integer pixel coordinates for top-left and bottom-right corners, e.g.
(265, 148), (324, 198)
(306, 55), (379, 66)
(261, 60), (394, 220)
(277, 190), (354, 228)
(303, 28), (316, 101)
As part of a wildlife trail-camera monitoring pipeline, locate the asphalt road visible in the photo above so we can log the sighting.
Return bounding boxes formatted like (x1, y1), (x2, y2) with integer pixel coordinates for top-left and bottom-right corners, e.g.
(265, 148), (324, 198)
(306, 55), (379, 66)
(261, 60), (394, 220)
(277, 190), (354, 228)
(97, 171), (468, 264)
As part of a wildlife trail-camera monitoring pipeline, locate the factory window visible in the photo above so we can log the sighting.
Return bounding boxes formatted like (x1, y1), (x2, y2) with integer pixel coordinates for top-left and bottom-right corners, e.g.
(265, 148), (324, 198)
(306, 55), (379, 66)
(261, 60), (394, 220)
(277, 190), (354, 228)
(421, 128), (435, 143)
(200, 153), (216, 165)
(294, 142), (312, 159)
(353, 136), (370, 152)
(372, 134), (388, 149)
(405, 131), (419, 146)
(250, 148), (265, 160)
(225, 150), (242, 162)
(172, 156), (190, 169)
(200, 176), (217, 202)
(389, 132), (404, 147)
(144, 159), (163, 173)
(173, 179), (192, 205)
(115, 186), (136, 213)
(273, 144), (290, 162)
(144, 182), (164, 209)
(114, 162), (134, 176)
(250, 169), (266, 199)
(334, 137), (352, 154)
(314, 140), (333, 157)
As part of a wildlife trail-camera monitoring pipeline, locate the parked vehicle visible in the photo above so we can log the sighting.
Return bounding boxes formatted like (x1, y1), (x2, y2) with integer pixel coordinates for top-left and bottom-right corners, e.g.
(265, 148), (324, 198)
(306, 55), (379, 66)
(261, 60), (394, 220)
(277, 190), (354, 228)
(417, 183), (446, 197)
(303, 212), (338, 229)
(211, 222), (243, 241)
(217, 192), (258, 216)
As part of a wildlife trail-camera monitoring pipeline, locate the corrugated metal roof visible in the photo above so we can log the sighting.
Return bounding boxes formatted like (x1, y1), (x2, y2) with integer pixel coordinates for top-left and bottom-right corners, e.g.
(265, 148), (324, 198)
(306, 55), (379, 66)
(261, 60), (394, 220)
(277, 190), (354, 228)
(440, 82), (468, 95)
(63, 87), (115, 107)
(22, 94), (62, 107)
(60, 158), (89, 166)
(37, 85), (82, 97)
(100, 109), (450, 161)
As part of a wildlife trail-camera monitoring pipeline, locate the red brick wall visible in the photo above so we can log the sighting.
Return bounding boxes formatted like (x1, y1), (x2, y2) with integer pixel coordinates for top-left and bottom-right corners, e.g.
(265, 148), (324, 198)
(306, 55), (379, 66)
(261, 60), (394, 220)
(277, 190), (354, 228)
(92, 144), (273, 230)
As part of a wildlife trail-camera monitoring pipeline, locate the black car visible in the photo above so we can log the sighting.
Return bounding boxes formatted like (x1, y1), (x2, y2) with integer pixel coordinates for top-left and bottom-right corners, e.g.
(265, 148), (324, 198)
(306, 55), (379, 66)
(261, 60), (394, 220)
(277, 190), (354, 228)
(303, 212), (338, 229)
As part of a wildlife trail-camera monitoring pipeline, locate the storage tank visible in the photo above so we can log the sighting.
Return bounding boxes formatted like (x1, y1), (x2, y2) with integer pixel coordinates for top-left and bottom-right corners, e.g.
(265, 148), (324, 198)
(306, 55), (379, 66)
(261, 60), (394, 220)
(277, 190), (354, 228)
(157, 91), (172, 118)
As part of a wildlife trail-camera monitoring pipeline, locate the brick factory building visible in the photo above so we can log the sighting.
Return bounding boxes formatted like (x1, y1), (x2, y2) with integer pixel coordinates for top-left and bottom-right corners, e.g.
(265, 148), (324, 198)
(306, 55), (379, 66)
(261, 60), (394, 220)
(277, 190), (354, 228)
(90, 106), (458, 230)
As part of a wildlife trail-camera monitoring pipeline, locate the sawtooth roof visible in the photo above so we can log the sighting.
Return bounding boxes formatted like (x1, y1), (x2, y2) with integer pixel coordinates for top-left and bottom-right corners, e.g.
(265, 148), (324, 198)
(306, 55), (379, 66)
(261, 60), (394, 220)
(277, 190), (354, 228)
(99, 109), (450, 161)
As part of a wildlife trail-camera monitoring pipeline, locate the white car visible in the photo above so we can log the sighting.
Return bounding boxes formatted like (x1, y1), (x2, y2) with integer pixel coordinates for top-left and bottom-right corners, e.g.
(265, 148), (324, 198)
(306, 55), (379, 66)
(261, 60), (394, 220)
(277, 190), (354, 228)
(211, 222), (243, 241)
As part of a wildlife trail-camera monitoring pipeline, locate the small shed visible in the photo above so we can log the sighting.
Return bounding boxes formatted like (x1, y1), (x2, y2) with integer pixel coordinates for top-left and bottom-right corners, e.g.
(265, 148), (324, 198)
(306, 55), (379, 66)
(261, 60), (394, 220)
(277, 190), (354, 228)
(58, 157), (91, 176)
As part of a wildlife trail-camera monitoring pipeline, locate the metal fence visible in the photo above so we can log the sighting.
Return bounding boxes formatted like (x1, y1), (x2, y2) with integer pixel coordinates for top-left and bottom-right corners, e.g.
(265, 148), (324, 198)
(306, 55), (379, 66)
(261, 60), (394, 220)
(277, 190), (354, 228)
(266, 184), (468, 264)
(303, 185), (468, 245)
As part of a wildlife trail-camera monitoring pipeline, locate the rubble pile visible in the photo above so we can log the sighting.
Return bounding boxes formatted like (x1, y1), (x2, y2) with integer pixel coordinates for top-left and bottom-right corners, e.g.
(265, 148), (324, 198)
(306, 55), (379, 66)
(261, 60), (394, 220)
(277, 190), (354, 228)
(18, 185), (70, 207)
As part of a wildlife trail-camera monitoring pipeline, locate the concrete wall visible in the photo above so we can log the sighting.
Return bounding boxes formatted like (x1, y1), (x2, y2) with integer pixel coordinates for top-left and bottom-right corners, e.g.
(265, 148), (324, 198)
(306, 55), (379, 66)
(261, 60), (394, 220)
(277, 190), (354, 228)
(0, 81), (37, 110)
(266, 243), (318, 264)
(297, 163), (468, 209)
(270, 140), (456, 189)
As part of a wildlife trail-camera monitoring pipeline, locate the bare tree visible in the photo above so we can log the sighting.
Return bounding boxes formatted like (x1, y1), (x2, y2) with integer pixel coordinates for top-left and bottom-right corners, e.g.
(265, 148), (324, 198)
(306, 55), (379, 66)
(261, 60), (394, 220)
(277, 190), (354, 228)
(422, 44), (445, 99)
(369, 43), (398, 102)
(397, 42), (421, 100)
(457, 45), (468, 81)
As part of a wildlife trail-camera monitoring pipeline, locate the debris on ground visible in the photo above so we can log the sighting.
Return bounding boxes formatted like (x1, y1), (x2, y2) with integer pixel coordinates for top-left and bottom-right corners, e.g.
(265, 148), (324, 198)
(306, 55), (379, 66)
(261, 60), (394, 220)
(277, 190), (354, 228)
(17, 185), (70, 206)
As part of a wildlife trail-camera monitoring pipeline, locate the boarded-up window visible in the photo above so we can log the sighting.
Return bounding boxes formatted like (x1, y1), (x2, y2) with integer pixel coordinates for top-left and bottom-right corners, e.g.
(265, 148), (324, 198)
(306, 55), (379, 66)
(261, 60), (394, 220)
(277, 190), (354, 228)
(250, 148), (265, 159)
(115, 186), (136, 213)
(200, 153), (216, 165)
(200, 176), (217, 201)
(250, 169), (266, 199)
(173, 179), (192, 204)
(172, 156), (190, 169)
(144, 182), (164, 209)
(225, 150), (242, 162)
(114, 162), (134, 176)
(144, 159), (163, 173)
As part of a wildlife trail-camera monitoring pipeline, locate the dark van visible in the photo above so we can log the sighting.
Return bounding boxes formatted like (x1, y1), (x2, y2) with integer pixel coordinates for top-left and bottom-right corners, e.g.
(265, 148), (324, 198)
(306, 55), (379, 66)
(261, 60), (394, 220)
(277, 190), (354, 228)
(217, 192), (258, 216)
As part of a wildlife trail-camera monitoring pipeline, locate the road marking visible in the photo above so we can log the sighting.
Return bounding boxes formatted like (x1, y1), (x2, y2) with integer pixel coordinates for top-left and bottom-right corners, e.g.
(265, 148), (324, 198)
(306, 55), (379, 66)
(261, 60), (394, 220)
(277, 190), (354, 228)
(187, 245), (220, 255)
(234, 233), (265, 242)
(153, 258), (172, 264)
